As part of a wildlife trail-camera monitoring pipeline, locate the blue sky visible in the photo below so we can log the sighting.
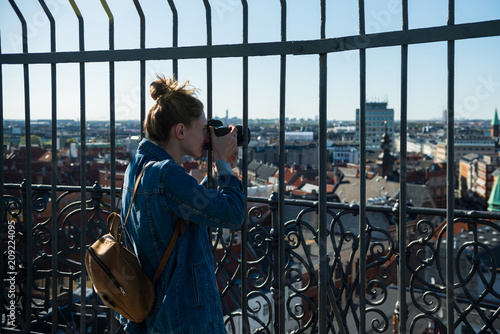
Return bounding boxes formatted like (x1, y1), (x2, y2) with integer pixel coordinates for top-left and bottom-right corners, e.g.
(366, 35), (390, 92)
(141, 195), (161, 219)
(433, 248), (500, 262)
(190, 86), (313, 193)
(1, 0), (499, 122)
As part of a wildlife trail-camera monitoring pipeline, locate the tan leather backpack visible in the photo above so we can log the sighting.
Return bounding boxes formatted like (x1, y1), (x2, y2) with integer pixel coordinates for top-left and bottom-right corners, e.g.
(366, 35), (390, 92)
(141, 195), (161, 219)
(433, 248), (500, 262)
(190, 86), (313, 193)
(85, 162), (185, 322)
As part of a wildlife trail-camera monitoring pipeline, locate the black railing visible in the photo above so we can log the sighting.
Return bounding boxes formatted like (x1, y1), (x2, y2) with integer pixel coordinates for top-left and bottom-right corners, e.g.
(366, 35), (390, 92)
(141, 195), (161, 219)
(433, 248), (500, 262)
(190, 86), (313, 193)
(2, 1), (500, 334)
(3, 182), (500, 333)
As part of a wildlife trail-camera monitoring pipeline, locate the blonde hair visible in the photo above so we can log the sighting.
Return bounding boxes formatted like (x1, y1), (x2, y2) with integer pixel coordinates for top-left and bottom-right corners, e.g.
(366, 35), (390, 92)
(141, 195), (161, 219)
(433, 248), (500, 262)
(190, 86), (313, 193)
(144, 75), (204, 143)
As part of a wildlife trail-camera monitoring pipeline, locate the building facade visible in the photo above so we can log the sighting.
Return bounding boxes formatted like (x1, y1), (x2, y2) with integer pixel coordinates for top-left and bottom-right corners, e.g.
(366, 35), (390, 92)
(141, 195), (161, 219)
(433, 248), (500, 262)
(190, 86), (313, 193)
(476, 155), (500, 205)
(355, 102), (395, 151)
(328, 144), (360, 164)
(435, 137), (496, 163)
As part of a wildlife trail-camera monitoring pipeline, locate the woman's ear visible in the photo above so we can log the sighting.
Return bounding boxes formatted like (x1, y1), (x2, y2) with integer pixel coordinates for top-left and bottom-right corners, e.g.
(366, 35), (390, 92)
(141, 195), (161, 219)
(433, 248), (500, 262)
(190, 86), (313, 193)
(174, 123), (184, 139)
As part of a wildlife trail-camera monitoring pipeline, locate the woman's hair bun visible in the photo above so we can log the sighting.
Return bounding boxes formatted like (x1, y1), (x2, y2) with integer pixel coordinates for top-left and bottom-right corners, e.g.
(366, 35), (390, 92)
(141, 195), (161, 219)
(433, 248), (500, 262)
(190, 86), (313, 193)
(145, 74), (204, 143)
(150, 74), (196, 101)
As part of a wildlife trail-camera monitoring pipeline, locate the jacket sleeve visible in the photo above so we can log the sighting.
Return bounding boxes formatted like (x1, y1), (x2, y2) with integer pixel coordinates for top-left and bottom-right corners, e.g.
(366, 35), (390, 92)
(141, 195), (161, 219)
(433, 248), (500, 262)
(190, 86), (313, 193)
(160, 162), (245, 229)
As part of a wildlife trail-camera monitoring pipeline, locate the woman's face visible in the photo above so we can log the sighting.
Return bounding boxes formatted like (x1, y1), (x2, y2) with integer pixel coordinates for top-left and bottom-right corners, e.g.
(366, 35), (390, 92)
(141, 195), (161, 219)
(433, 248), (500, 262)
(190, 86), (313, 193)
(180, 113), (208, 158)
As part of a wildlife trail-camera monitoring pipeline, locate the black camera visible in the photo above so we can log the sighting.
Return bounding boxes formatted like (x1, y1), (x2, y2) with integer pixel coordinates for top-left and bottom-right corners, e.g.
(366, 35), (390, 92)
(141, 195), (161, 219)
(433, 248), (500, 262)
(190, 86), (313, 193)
(203, 119), (251, 151)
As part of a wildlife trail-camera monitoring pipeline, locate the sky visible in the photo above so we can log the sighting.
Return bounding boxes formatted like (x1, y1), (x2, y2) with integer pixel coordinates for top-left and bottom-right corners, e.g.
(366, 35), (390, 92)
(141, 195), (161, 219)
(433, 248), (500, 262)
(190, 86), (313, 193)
(1, 0), (499, 122)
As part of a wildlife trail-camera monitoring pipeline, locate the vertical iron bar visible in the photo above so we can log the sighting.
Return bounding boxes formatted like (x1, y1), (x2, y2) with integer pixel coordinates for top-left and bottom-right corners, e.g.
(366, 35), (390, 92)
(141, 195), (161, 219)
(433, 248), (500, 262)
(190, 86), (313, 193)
(203, 0), (212, 118)
(101, 2), (117, 331)
(268, 191), (280, 332)
(203, 0), (214, 188)
(398, 1), (409, 333)
(240, 0), (249, 333)
(8, 1), (32, 331)
(446, 1), (456, 333)
(38, 1), (58, 332)
(67, 2), (86, 333)
(358, 0), (367, 333)
(167, 0), (178, 79)
(100, 1), (115, 211)
(133, 0), (146, 138)
(318, 0), (328, 333)
(0, 19), (5, 333)
(277, 1), (286, 332)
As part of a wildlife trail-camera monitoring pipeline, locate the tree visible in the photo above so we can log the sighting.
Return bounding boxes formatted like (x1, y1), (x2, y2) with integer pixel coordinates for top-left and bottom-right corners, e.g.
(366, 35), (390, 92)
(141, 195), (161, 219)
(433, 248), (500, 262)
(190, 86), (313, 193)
(20, 135), (42, 146)
(63, 138), (77, 148)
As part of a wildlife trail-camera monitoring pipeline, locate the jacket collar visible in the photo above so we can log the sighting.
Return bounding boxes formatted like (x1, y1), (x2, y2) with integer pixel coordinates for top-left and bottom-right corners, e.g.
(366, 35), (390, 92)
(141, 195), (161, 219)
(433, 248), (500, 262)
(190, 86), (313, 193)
(137, 138), (174, 162)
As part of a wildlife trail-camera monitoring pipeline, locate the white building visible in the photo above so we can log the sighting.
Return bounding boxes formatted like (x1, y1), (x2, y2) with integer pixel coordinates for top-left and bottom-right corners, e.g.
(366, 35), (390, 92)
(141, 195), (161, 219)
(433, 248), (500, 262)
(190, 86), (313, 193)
(285, 131), (314, 142)
(422, 142), (436, 158)
(394, 136), (437, 158)
(328, 145), (360, 164)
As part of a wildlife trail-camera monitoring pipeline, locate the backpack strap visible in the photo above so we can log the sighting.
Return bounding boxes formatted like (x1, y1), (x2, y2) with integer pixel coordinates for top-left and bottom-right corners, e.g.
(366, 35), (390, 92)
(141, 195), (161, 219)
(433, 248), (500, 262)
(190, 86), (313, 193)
(107, 212), (121, 239)
(152, 218), (186, 286)
(118, 160), (186, 286)
(118, 161), (156, 242)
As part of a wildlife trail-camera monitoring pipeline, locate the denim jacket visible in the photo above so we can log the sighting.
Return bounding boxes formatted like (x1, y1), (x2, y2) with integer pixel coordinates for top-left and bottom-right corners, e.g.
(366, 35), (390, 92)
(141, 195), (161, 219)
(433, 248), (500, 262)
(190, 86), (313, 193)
(117, 139), (245, 334)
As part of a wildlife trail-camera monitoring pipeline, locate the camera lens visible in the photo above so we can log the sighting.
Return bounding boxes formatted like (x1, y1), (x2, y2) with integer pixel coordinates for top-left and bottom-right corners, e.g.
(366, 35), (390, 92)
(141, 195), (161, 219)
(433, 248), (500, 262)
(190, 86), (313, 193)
(202, 119), (251, 151)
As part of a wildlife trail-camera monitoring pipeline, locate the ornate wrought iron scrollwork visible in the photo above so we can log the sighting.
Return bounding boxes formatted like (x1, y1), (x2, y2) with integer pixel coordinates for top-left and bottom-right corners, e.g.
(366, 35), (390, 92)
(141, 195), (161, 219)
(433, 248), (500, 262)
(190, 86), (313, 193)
(4, 183), (499, 333)
(2, 184), (117, 333)
(408, 217), (500, 333)
(247, 205), (272, 290)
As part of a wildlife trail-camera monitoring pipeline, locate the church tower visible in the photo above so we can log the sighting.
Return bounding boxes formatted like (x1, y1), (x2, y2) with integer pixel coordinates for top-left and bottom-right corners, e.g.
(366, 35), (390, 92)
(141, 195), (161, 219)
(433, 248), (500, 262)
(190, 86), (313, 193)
(491, 108), (499, 138)
(377, 123), (395, 177)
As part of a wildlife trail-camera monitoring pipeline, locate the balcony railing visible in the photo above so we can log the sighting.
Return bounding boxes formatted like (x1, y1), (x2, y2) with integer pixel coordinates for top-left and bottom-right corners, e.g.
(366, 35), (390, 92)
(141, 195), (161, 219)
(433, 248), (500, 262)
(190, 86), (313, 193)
(2, 1), (500, 334)
(3, 181), (500, 333)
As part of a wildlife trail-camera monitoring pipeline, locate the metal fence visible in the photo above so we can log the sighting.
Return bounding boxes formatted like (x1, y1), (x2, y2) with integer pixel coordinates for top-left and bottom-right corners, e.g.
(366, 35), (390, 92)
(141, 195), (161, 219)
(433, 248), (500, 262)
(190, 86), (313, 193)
(1, 1), (500, 334)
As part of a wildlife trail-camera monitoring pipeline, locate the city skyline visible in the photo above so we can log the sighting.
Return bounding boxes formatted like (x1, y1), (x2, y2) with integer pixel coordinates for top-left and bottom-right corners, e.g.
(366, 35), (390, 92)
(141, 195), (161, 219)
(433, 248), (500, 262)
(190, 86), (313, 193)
(1, 0), (499, 122)
(4, 113), (498, 124)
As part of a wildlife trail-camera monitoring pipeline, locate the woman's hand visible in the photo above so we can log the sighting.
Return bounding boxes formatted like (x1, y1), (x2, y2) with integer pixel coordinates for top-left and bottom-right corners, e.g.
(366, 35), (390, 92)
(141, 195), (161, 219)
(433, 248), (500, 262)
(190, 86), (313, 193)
(210, 125), (238, 162)
(226, 152), (239, 168)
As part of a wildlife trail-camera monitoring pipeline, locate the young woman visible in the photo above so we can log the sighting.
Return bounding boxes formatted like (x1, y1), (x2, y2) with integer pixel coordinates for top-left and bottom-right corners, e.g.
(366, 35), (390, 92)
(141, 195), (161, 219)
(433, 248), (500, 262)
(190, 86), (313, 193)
(118, 75), (245, 333)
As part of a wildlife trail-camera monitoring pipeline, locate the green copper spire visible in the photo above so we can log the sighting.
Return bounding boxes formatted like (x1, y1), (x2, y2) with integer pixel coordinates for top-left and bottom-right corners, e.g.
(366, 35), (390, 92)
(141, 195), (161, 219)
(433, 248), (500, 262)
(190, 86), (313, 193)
(488, 175), (500, 211)
(492, 108), (499, 126)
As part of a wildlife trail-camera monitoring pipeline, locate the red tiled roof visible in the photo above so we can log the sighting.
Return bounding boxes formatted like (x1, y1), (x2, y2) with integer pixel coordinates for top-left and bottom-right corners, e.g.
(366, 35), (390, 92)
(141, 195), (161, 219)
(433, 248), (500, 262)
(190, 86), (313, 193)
(38, 151), (52, 162)
(182, 161), (199, 173)
(431, 220), (495, 240)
